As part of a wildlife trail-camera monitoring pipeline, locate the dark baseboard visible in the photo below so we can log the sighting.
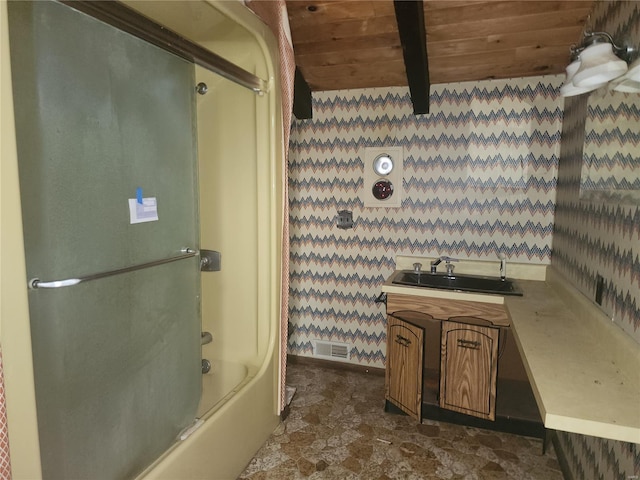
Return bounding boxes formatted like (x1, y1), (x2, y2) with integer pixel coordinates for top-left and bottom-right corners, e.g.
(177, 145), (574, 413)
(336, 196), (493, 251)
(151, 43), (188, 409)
(421, 402), (546, 440)
(286, 354), (385, 376)
(280, 403), (291, 421)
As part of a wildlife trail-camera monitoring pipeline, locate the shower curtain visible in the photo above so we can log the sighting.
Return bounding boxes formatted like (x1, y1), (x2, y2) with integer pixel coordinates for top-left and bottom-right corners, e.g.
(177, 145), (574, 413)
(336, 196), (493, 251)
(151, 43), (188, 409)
(246, 0), (296, 412)
(0, 350), (11, 480)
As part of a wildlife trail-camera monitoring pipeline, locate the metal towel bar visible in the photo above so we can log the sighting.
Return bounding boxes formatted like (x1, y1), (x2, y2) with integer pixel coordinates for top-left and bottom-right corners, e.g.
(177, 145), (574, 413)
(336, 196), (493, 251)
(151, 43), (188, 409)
(28, 248), (198, 289)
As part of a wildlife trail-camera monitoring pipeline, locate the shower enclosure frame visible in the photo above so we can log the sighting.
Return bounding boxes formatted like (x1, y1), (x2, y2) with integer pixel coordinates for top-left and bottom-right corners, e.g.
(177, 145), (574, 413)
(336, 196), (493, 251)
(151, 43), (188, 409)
(0, 1), (283, 478)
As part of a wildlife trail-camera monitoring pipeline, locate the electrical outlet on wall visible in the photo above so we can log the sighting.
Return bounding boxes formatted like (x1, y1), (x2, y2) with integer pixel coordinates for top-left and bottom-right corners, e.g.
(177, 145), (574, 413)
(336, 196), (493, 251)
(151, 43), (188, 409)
(595, 274), (604, 306)
(336, 210), (354, 229)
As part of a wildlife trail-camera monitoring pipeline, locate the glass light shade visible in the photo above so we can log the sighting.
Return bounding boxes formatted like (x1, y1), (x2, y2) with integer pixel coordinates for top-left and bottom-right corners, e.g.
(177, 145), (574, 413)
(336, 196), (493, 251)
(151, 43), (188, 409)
(573, 43), (628, 88)
(560, 59), (597, 97)
(623, 57), (640, 82)
(612, 78), (640, 93)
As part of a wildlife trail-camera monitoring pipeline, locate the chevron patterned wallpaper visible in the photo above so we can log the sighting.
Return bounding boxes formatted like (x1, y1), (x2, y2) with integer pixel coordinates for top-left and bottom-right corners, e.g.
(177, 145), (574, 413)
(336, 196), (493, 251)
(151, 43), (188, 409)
(554, 0), (640, 342)
(582, 88), (640, 193)
(552, 1), (640, 479)
(288, 75), (564, 367)
(287, 4), (639, 477)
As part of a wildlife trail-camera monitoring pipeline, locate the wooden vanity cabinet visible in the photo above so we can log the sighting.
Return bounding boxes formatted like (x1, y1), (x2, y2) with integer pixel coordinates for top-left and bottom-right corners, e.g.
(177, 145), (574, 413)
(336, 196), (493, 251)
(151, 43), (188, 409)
(385, 313), (426, 421)
(439, 319), (499, 420)
(384, 293), (544, 439)
(385, 293), (509, 422)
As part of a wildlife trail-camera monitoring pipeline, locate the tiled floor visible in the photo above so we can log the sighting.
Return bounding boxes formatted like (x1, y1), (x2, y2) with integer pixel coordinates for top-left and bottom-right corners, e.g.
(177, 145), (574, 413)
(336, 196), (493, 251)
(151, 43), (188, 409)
(238, 361), (564, 479)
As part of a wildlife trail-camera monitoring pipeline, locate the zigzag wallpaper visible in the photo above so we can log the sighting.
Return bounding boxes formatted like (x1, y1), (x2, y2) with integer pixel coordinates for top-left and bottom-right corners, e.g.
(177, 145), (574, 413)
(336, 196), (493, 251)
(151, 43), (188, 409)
(582, 88), (640, 195)
(288, 75), (564, 367)
(552, 1), (640, 479)
(554, 0), (640, 341)
(287, 3), (639, 477)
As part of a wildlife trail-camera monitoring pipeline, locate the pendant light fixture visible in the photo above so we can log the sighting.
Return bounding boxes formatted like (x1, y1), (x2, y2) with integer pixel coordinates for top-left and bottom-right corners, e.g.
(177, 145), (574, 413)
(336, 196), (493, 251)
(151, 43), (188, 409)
(560, 31), (637, 97)
(572, 43), (628, 87)
(612, 78), (640, 93)
(626, 57), (640, 82)
(560, 59), (601, 97)
(612, 57), (640, 93)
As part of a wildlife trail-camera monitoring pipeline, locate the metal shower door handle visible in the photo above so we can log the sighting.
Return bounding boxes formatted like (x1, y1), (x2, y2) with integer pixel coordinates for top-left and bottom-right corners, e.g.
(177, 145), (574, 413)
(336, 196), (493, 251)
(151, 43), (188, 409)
(29, 248), (199, 289)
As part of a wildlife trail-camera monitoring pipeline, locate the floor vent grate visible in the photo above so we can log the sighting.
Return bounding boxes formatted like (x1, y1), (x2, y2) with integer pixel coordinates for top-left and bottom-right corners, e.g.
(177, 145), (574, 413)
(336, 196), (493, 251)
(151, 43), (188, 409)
(313, 340), (349, 360)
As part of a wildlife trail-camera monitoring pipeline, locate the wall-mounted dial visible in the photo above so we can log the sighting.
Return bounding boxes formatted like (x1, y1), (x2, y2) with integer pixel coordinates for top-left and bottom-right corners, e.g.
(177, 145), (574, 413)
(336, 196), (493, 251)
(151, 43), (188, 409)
(373, 154), (394, 176)
(372, 179), (394, 200)
(362, 146), (403, 208)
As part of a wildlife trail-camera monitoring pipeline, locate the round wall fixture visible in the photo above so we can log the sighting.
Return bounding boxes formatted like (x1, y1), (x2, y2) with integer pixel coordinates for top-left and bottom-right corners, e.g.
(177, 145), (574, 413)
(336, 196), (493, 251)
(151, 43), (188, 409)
(373, 154), (394, 176)
(363, 146), (403, 208)
(372, 179), (394, 200)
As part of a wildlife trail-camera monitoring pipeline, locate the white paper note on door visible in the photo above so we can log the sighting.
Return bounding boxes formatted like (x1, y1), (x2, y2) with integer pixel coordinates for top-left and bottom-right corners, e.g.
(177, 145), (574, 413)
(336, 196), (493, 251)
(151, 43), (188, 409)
(129, 197), (159, 224)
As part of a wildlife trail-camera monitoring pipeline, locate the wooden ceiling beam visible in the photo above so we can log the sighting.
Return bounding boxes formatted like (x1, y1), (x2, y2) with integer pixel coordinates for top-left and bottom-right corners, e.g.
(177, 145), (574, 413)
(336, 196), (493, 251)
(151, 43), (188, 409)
(393, 0), (430, 114)
(286, 0), (592, 94)
(293, 67), (313, 120)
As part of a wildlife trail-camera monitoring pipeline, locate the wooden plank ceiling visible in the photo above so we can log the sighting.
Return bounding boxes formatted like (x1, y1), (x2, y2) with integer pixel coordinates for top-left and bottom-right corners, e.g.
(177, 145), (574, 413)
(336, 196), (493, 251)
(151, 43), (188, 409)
(286, 0), (595, 92)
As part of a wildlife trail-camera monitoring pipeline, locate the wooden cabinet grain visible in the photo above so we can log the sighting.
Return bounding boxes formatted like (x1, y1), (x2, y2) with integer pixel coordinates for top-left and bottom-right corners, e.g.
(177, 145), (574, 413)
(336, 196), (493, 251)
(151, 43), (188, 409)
(439, 319), (499, 421)
(385, 293), (505, 423)
(385, 314), (424, 421)
(383, 292), (543, 439)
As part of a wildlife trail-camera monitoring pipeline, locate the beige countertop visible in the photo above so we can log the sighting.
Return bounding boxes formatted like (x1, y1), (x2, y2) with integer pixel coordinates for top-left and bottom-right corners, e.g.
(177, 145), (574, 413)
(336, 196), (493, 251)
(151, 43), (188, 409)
(506, 270), (640, 444)
(382, 258), (640, 444)
(382, 281), (508, 305)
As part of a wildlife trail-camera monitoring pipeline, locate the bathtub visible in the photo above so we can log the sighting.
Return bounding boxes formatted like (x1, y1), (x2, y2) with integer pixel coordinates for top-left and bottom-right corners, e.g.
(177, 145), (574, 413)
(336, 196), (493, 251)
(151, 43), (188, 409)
(1, 1), (283, 478)
(135, 1), (284, 478)
(136, 351), (280, 480)
(196, 357), (253, 419)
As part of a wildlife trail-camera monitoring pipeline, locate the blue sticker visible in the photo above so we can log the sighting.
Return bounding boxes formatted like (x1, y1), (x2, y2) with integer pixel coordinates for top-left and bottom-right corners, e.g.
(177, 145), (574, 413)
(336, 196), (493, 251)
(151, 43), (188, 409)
(136, 187), (143, 204)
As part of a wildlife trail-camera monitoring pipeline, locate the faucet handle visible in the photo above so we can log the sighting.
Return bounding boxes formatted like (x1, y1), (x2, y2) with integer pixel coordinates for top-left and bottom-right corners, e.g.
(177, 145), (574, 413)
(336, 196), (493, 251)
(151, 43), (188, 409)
(499, 254), (507, 279)
(413, 262), (422, 273)
(446, 262), (455, 276)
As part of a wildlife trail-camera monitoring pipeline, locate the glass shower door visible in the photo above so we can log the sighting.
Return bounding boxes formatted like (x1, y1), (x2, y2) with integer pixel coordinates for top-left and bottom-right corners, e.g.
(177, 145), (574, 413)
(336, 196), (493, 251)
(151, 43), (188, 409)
(8, 1), (201, 478)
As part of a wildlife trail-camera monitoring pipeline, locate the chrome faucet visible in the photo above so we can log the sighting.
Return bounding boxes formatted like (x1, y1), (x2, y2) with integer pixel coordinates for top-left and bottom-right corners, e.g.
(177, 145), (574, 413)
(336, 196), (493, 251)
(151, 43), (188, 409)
(430, 257), (442, 273)
(445, 259), (455, 277)
(430, 256), (457, 274)
(499, 254), (507, 280)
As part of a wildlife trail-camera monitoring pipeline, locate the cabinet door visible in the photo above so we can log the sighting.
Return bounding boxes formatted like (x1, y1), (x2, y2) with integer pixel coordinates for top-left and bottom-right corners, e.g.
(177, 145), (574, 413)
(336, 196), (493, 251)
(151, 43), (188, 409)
(385, 315), (424, 421)
(440, 320), (499, 420)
